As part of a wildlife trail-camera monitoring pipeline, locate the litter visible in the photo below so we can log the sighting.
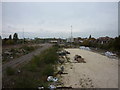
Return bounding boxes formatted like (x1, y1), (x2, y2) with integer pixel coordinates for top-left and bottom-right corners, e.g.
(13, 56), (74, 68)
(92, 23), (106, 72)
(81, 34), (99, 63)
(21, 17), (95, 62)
(57, 66), (65, 75)
(38, 86), (44, 90)
(47, 76), (58, 82)
(80, 46), (91, 51)
(10, 56), (13, 59)
(64, 51), (70, 54)
(60, 66), (64, 72)
(17, 69), (21, 73)
(53, 77), (58, 82)
(105, 51), (116, 58)
(47, 76), (54, 82)
(58, 58), (64, 64)
(4, 51), (12, 55)
(74, 55), (86, 63)
(57, 50), (70, 56)
(48, 84), (56, 89)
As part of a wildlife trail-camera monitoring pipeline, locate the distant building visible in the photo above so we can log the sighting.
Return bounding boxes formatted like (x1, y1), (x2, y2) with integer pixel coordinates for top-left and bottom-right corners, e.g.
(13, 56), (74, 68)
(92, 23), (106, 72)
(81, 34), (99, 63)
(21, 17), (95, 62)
(97, 36), (113, 44)
(49, 40), (58, 43)
(73, 37), (84, 43)
(49, 38), (65, 44)
(66, 37), (74, 43)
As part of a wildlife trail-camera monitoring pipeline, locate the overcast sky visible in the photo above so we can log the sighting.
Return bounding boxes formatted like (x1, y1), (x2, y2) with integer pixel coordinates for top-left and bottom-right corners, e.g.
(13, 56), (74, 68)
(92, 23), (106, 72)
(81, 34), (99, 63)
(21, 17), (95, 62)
(2, 2), (118, 39)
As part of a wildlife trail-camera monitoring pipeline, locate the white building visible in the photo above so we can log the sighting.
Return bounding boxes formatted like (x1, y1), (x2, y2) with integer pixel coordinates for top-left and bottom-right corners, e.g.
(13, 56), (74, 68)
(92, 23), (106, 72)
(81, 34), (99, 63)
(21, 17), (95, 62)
(66, 37), (74, 43)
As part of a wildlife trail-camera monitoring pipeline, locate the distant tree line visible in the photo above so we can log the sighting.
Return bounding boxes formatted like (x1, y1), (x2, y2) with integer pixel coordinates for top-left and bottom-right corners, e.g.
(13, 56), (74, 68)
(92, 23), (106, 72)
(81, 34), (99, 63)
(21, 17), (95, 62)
(2, 33), (20, 45)
(79, 35), (120, 55)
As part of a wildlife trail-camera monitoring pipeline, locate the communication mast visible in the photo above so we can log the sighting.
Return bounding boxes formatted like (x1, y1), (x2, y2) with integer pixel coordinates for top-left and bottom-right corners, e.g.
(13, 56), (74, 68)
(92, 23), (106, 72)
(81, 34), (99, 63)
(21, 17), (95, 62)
(71, 25), (72, 47)
(23, 28), (24, 44)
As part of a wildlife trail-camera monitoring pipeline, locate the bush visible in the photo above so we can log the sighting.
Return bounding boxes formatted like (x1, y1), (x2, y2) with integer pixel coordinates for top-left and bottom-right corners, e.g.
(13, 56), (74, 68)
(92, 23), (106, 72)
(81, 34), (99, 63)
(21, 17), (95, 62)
(42, 65), (54, 76)
(6, 67), (15, 75)
(14, 76), (38, 88)
(4, 46), (59, 88)
(21, 45), (35, 52)
(5, 40), (14, 45)
(43, 48), (58, 64)
(24, 63), (38, 72)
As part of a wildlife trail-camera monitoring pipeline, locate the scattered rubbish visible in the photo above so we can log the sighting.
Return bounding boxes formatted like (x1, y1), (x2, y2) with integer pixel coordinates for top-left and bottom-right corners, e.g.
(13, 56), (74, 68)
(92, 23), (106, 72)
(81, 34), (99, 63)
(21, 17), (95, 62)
(38, 86), (44, 90)
(53, 77), (58, 82)
(17, 69), (21, 73)
(64, 51), (70, 54)
(10, 56), (13, 59)
(4, 51), (12, 55)
(61, 66), (64, 72)
(74, 55), (82, 59)
(48, 84), (56, 89)
(105, 51), (116, 58)
(57, 66), (65, 75)
(58, 58), (64, 64)
(12, 82), (14, 85)
(56, 87), (72, 89)
(74, 55), (86, 63)
(47, 76), (54, 82)
(57, 51), (66, 56)
(80, 46), (91, 51)
(47, 76), (58, 82)
(57, 50), (70, 56)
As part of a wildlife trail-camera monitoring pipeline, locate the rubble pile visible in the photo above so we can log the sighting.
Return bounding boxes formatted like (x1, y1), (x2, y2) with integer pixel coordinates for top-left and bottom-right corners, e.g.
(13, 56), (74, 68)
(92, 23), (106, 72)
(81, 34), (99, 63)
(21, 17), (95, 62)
(2, 45), (38, 62)
(74, 55), (86, 63)
(57, 50), (70, 56)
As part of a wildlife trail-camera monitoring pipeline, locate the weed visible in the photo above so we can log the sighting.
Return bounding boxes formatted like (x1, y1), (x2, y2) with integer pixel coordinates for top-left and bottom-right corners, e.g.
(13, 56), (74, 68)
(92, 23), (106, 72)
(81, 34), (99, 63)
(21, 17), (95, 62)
(6, 67), (16, 76)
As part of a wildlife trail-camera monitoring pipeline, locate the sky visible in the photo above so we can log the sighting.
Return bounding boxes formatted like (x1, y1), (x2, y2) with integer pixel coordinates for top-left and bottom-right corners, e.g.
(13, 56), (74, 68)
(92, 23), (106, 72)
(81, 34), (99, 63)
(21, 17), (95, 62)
(2, 2), (118, 39)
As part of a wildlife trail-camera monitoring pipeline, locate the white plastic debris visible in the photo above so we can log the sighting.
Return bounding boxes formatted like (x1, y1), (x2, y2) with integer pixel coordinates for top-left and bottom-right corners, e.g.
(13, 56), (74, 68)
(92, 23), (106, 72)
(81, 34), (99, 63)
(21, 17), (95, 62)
(80, 46), (91, 51)
(47, 76), (53, 81)
(105, 51), (116, 57)
(10, 57), (13, 59)
(53, 77), (58, 82)
(17, 69), (21, 73)
(80, 46), (86, 49)
(49, 84), (56, 89)
(38, 86), (44, 89)
(47, 76), (58, 82)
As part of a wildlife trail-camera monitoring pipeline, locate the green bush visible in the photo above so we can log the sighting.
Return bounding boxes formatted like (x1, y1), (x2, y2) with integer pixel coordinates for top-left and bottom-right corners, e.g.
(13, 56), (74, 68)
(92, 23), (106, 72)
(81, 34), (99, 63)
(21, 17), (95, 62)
(14, 76), (37, 88)
(6, 67), (15, 75)
(21, 45), (35, 52)
(42, 65), (54, 76)
(24, 63), (37, 72)
(43, 48), (58, 64)
(5, 46), (59, 88)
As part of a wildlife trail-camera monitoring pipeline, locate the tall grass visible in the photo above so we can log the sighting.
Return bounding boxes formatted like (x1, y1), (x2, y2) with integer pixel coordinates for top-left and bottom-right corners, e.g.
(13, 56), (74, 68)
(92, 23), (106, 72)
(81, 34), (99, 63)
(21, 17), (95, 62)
(11, 46), (59, 88)
(6, 67), (16, 76)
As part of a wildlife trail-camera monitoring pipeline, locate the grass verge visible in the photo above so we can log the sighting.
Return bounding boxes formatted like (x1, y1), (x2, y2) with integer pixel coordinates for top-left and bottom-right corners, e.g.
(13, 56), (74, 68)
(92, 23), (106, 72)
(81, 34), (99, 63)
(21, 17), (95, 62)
(3, 45), (59, 88)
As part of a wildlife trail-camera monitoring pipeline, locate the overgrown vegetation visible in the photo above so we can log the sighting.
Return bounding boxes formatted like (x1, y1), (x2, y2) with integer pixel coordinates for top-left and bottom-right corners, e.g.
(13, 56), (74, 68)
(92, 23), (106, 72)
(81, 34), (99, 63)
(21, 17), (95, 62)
(6, 67), (16, 76)
(2, 45), (39, 62)
(78, 36), (120, 57)
(3, 45), (59, 88)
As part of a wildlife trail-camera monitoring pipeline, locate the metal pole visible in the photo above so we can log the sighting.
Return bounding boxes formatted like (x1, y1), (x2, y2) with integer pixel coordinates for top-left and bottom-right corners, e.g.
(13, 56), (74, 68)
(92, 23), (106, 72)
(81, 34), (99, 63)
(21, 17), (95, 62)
(71, 25), (72, 47)
(23, 28), (24, 44)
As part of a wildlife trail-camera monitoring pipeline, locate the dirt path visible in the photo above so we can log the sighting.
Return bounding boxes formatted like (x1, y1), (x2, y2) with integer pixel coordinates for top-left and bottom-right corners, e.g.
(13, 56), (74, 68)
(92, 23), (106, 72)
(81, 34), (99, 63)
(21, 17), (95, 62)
(2, 43), (52, 71)
(61, 48), (118, 88)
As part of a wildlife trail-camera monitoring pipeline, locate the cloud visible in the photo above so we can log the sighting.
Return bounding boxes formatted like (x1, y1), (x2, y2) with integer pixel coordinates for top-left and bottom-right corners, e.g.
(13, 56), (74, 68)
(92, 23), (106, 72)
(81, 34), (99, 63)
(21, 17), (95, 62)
(2, 2), (118, 38)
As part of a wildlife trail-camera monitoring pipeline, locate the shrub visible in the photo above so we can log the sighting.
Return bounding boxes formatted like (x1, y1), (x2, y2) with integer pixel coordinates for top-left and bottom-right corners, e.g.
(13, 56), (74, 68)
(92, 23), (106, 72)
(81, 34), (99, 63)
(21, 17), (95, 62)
(42, 65), (54, 76)
(43, 48), (58, 64)
(21, 45), (35, 52)
(14, 76), (37, 88)
(6, 67), (15, 75)
(24, 63), (37, 72)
